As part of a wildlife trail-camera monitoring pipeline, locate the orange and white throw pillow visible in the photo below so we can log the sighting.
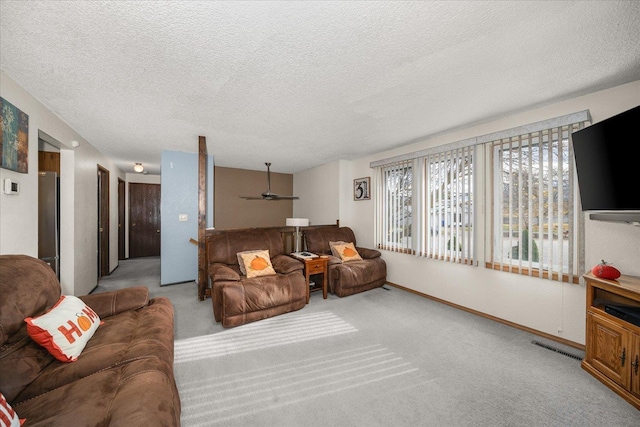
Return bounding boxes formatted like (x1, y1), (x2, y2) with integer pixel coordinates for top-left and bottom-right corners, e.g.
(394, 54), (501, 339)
(236, 250), (265, 275)
(328, 241), (346, 258)
(25, 295), (101, 363)
(238, 250), (276, 278)
(0, 392), (23, 426)
(332, 242), (363, 262)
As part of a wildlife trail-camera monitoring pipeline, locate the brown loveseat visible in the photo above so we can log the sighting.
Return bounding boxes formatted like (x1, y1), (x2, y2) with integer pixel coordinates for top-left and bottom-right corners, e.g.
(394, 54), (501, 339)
(206, 227), (307, 328)
(0, 254), (181, 426)
(303, 226), (387, 297)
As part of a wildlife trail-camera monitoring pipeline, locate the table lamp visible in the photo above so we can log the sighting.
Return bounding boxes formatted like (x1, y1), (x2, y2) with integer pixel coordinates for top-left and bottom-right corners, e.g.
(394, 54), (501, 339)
(286, 217), (309, 253)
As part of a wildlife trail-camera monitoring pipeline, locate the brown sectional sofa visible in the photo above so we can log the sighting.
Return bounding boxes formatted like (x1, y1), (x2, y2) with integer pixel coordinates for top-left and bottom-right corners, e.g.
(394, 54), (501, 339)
(0, 254), (181, 426)
(206, 227), (307, 327)
(303, 226), (387, 297)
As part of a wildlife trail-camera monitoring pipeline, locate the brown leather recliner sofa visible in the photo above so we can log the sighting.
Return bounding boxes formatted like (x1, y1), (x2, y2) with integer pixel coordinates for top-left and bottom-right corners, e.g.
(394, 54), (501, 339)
(0, 254), (181, 426)
(303, 226), (387, 297)
(206, 227), (307, 328)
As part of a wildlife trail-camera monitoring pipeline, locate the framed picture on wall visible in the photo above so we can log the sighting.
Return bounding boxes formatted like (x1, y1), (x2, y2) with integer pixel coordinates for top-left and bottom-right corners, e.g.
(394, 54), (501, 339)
(353, 177), (370, 201)
(0, 97), (29, 174)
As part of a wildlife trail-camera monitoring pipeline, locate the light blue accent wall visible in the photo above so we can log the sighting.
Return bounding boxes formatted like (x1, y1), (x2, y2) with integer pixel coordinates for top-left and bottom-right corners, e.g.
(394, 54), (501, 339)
(160, 150), (214, 285)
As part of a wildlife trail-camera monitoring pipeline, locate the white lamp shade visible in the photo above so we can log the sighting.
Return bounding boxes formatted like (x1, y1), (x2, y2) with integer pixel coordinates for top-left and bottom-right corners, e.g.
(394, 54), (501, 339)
(286, 218), (309, 227)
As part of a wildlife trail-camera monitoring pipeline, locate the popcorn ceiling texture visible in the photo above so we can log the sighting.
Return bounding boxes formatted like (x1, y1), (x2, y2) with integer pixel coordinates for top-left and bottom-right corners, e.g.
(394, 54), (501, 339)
(1, 1), (639, 174)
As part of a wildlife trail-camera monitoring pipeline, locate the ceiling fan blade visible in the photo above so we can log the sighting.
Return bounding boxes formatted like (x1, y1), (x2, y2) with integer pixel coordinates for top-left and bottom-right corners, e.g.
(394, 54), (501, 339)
(239, 162), (299, 200)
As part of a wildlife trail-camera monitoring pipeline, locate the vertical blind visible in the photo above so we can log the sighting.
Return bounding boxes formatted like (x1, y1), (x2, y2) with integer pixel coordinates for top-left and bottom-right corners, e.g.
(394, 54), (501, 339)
(371, 109), (589, 283)
(420, 146), (474, 264)
(490, 123), (585, 283)
(374, 159), (414, 254)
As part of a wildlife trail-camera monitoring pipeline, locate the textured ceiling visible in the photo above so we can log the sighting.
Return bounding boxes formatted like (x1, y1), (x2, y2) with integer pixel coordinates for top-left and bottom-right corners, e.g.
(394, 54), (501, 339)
(1, 1), (639, 175)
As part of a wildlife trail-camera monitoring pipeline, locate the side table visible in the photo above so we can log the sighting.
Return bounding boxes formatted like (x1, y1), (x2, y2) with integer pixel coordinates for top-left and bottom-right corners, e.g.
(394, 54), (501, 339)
(295, 256), (328, 304)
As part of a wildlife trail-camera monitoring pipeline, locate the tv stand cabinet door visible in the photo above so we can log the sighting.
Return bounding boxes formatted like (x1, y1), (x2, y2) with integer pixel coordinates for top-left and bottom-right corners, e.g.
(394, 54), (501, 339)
(586, 311), (630, 390)
(632, 332), (640, 398)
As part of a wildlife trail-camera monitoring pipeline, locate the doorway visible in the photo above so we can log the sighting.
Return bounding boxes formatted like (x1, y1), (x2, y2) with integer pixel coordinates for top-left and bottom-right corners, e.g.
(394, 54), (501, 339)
(118, 178), (125, 260)
(129, 183), (161, 258)
(97, 165), (110, 278)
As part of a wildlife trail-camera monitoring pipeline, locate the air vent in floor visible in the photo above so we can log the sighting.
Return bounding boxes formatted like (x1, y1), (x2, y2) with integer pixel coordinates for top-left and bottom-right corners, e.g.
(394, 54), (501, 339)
(531, 340), (583, 361)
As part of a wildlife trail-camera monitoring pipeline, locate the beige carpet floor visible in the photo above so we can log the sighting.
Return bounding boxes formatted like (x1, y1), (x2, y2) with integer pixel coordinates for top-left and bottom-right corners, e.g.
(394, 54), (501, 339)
(95, 257), (640, 426)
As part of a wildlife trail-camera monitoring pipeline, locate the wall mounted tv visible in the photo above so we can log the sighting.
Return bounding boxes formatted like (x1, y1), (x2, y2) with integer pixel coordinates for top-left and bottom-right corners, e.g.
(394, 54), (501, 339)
(571, 105), (640, 224)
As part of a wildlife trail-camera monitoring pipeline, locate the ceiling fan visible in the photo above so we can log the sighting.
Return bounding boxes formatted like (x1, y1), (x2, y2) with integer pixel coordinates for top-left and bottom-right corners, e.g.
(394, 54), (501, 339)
(240, 162), (299, 200)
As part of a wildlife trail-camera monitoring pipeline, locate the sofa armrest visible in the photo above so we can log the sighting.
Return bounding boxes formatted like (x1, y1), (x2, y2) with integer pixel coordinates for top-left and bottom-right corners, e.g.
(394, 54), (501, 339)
(79, 286), (149, 318)
(326, 255), (344, 265)
(356, 247), (382, 259)
(210, 263), (241, 282)
(271, 254), (304, 274)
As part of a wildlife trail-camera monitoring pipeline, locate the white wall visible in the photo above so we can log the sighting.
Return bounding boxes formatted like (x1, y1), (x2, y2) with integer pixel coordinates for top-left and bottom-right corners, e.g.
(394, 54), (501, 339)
(1, 71), (125, 295)
(292, 161), (340, 225)
(295, 80), (640, 345)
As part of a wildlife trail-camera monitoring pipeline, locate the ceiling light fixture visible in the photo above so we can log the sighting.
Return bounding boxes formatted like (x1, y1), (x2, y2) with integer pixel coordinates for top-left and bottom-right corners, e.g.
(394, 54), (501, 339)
(134, 163), (144, 173)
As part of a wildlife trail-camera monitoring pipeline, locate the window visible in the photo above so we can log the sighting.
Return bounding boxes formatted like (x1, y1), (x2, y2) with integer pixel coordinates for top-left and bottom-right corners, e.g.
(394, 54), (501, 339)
(488, 124), (584, 283)
(374, 160), (414, 253)
(374, 146), (474, 263)
(372, 110), (589, 284)
(420, 146), (474, 264)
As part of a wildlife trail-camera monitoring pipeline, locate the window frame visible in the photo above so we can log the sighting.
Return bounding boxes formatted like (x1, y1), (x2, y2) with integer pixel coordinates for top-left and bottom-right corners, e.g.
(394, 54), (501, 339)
(372, 110), (589, 284)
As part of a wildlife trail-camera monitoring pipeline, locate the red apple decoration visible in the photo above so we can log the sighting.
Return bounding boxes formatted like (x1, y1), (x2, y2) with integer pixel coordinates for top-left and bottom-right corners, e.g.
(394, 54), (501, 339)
(591, 260), (621, 280)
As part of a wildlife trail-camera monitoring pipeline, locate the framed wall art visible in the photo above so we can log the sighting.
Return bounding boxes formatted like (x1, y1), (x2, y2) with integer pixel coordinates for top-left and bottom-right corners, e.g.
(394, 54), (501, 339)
(353, 177), (370, 201)
(0, 97), (29, 174)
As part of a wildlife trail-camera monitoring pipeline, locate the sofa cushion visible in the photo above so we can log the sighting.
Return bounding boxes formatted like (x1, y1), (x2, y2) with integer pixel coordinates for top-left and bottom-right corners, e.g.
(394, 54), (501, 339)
(305, 227), (357, 255)
(0, 256), (62, 402)
(207, 228), (286, 266)
(0, 255), (60, 348)
(238, 250), (277, 278)
(12, 357), (180, 427)
(220, 273), (307, 327)
(25, 295), (101, 363)
(79, 286), (149, 317)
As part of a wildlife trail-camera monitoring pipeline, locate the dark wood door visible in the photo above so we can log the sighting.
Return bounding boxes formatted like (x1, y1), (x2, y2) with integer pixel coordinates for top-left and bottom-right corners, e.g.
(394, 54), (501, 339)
(98, 166), (110, 278)
(118, 178), (125, 260)
(129, 183), (161, 258)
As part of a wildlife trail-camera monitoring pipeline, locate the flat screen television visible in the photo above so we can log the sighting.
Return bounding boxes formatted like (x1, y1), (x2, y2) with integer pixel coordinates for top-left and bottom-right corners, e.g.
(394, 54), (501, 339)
(571, 105), (640, 223)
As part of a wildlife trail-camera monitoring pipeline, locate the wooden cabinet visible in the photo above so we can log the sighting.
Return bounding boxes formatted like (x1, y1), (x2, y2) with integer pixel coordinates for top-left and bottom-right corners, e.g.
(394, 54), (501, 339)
(582, 272), (640, 410)
(38, 151), (60, 175)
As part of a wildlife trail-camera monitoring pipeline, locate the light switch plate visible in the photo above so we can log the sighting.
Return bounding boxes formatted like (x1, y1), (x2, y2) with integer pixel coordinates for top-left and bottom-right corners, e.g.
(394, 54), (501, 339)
(178, 214), (188, 222)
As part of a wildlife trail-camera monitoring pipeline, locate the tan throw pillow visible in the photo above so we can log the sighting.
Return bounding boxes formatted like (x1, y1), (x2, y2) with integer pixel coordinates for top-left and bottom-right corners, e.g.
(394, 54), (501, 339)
(238, 250), (277, 278)
(237, 250), (264, 275)
(329, 241), (346, 258)
(332, 242), (362, 262)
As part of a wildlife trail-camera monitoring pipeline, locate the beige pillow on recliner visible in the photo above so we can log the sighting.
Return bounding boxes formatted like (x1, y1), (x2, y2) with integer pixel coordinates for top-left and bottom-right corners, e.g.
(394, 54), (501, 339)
(238, 250), (277, 278)
(332, 242), (363, 262)
(329, 241), (346, 258)
(237, 250), (264, 275)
